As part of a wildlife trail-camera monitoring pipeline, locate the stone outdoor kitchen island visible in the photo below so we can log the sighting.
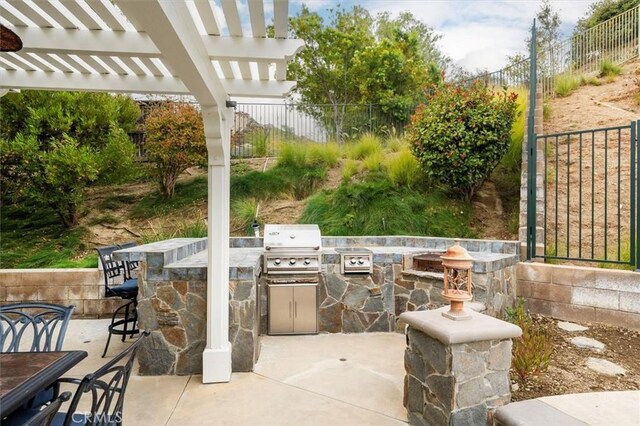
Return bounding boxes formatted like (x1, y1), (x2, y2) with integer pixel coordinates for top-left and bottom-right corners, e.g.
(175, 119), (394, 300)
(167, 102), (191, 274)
(114, 236), (519, 376)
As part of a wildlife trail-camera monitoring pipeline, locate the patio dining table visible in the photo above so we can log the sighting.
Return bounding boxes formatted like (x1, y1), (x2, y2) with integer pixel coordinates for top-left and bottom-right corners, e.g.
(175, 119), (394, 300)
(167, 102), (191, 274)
(0, 351), (87, 418)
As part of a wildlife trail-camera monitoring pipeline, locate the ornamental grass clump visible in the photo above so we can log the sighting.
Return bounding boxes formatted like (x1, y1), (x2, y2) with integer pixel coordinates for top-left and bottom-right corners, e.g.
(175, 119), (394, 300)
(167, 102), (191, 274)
(504, 298), (554, 384)
(346, 133), (383, 160)
(407, 82), (518, 200)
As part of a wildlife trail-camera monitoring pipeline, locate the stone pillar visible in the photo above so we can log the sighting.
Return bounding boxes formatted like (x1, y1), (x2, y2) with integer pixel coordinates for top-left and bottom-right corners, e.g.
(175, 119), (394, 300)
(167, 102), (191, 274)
(519, 84), (545, 260)
(400, 308), (521, 425)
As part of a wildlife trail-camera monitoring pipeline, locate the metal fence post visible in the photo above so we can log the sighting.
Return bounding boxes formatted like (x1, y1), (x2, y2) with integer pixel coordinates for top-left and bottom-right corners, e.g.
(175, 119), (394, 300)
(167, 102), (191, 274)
(526, 19), (538, 261)
(634, 120), (640, 271)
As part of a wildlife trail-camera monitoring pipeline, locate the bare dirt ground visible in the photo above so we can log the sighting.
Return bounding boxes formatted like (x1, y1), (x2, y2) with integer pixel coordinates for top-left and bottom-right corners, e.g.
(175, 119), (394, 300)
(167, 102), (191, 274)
(511, 316), (640, 401)
(544, 60), (639, 262)
(471, 180), (512, 240)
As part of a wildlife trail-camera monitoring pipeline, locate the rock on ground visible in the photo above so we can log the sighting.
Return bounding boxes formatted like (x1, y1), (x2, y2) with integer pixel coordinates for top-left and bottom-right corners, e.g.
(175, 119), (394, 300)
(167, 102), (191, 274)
(558, 321), (588, 332)
(586, 358), (626, 376)
(570, 336), (605, 352)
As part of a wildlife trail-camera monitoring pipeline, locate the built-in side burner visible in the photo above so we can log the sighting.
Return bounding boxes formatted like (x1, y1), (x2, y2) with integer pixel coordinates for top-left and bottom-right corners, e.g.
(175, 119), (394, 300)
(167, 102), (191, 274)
(334, 247), (373, 274)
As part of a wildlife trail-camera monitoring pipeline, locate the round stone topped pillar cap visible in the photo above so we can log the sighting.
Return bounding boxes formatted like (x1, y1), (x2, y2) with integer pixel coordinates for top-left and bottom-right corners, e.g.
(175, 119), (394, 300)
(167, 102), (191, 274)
(400, 307), (522, 345)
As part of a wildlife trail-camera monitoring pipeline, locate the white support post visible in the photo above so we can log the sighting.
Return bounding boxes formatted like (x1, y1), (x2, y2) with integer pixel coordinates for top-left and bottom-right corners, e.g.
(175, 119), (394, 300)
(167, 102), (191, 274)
(202, 106), (233, 383)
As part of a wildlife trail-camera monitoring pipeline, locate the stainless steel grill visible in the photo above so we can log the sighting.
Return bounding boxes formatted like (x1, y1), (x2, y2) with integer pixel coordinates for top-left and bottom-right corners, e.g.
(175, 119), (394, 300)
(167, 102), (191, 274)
(263, 224), (322, 275)
(263, 224), (321, 335)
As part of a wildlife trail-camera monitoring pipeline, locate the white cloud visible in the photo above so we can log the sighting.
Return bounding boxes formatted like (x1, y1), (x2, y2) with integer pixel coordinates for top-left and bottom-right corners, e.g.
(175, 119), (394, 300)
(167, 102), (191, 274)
(359, 0), (594, 71)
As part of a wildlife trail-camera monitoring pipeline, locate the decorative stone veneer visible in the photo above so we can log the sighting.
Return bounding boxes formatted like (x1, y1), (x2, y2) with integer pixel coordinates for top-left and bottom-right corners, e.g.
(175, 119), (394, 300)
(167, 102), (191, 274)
(401, 309), (521, 426)
(116, 236), (520, 375)
(115, 239), (261, 375)
(316, 264), (395, 333)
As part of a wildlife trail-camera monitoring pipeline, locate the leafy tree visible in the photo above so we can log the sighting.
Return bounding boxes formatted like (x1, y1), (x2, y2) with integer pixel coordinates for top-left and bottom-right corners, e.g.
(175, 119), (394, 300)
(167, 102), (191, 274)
(575, 0), (638, 32)
(408, 82), (518, 200)
(287, 6), (374, 141)
(144, 103), (206, 198)
(286, 6), (445, 140)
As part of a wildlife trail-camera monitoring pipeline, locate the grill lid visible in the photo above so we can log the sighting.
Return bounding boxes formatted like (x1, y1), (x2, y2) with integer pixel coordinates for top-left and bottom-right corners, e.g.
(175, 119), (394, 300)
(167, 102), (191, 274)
(263, 224), (322, 251)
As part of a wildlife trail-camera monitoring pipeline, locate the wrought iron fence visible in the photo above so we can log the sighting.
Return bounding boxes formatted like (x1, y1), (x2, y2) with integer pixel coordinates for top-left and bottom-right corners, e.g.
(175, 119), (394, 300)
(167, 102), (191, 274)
(129, 102), (414, 159)
(535, 122), (639, 268)
(462, 5), (639, 97)
(230, 103), (413, 158)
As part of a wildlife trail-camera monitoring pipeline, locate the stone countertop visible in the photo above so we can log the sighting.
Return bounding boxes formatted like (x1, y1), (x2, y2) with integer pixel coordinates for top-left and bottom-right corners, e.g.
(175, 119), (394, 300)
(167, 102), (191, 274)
(164, 248), (263, 281)
(116, 237), (519, 282)
(322, 246), (518, 273)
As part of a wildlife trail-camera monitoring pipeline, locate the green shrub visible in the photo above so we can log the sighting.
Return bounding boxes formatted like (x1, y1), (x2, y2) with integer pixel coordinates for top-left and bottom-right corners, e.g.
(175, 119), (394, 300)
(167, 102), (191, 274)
(341, 159), (360, 183)
(6, 135), (99, 227)
(0, 91), (139, 148)
(554, 74), (582, 97)
(543, 103), (552, 120)
(408, 82), (518, 200)
(599, 60), (621, 79)
(346, 133), (383, 160)
(96, 127), (138, 184)
(144, 103), (206, 198)
(504, 299), (553, 384)
(386, 149), (420, 188)
(0, 90), (140, 227)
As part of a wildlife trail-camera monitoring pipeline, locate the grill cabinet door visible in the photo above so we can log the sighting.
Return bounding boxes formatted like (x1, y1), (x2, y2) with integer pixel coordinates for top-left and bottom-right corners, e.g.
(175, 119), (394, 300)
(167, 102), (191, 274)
(268, 285), (293, 334)
(293, 285), (318, 334)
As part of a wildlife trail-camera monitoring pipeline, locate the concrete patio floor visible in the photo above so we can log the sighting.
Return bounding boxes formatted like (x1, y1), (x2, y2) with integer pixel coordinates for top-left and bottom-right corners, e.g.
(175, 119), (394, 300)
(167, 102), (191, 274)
(61, 319), (408, 425)
(58, 319), (640, 426)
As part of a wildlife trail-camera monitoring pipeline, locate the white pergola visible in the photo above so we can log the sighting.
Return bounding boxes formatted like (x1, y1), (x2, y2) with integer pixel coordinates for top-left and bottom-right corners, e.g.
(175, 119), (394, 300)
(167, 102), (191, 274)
(0, 0), (303, 383)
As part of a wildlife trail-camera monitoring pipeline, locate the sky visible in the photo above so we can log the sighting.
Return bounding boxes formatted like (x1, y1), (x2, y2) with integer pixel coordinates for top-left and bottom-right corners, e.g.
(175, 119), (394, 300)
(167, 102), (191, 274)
(286, 0), (595, 72)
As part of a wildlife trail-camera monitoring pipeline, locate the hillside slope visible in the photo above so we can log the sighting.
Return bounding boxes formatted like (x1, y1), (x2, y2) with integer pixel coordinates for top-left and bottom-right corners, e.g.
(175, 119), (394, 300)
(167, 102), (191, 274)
(543, 60), (639, 265)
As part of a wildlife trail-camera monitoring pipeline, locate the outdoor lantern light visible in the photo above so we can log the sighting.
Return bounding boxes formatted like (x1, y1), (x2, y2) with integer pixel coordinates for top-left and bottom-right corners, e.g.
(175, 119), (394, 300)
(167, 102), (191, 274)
(440, 240), (474, 320)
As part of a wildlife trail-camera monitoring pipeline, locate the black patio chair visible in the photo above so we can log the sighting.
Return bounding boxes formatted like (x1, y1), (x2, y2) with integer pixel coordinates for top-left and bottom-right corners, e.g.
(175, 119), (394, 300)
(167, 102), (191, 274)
(117, 242), (139, 282)
(6, 332), (149, 426)
(95, 246), (139, 358)
(0, 303), (74, 353)
(22, 392), (72, 426)
(0, 303), (75, 411)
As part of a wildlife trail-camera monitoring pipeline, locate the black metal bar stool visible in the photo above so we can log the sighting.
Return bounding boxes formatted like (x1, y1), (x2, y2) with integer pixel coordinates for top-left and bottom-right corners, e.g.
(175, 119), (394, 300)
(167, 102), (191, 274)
(96, 245), (139, 357)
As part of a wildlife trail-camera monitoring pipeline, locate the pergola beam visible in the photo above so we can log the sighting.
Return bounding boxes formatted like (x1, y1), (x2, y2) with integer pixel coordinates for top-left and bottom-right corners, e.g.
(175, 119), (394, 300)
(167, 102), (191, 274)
(0, 69), (297, 97)
(9, 26), (303, 63)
